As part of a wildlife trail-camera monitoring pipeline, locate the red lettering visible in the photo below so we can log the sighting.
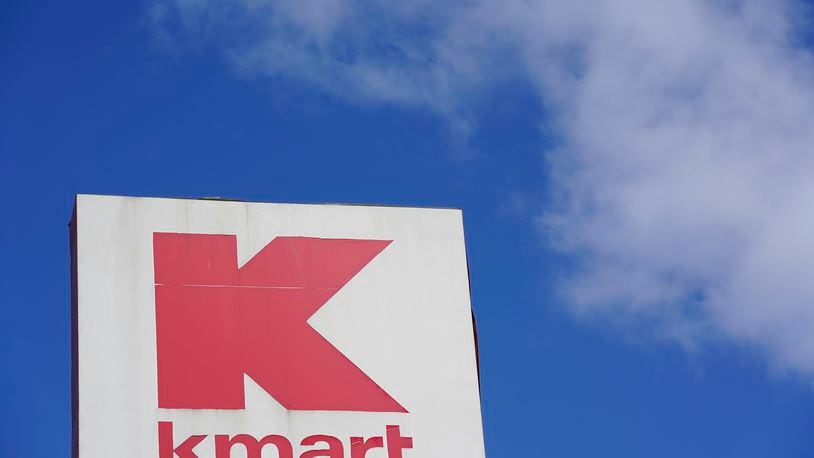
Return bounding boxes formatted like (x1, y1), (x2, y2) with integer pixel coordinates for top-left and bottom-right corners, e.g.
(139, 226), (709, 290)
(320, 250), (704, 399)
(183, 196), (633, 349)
(385, 425), (413, 458)
(158, 422), (206, 458)
(350, 436), (383, 458)
(154, 233), (405, 413)
(156, 423), (411, 458)
(300, 435), (344, 458)
(215, 434), (293, 458)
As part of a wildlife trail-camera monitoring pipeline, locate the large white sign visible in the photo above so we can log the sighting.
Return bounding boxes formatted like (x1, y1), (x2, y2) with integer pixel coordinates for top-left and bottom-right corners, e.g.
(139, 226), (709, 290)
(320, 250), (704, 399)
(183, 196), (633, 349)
(71, 195), (485, 458)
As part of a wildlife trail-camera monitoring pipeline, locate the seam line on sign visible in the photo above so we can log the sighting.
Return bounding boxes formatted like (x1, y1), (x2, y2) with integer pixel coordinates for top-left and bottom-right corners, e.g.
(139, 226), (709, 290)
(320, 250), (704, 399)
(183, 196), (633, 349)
(154, 284), (339, 289)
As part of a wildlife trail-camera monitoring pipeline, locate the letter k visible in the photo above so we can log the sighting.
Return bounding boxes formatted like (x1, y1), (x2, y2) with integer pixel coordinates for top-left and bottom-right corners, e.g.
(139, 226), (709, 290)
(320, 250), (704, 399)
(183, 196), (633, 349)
(153, 233), (406, 413)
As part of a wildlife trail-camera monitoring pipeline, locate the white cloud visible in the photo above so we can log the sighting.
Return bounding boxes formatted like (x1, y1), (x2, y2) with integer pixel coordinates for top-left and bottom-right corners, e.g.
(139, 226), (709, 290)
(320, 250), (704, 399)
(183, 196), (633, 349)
(152, 0), (814, 378)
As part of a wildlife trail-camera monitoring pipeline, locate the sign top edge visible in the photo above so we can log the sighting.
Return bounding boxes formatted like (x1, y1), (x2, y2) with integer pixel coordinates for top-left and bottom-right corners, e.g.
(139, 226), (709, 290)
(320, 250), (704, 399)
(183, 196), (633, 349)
(73, 193), (464, 213)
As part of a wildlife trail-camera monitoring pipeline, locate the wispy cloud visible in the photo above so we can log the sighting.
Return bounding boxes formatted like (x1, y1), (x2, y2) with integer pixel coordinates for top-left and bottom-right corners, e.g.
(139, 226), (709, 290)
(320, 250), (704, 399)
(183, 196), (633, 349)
(152, 0), (814, 379)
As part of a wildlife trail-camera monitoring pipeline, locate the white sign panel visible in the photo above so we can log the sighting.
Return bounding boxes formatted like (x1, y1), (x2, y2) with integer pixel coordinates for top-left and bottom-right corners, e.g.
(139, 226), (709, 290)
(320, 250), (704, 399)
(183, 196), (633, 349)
(71, 194), (485, 458)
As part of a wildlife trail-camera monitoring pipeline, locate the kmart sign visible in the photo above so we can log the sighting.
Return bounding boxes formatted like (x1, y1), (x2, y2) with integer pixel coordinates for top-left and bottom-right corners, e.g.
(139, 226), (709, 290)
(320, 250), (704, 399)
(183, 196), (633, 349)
(71, 195), (484, 458)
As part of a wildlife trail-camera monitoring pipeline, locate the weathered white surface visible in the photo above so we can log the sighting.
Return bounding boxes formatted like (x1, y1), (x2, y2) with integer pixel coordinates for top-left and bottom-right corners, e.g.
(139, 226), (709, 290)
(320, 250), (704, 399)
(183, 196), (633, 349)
(75, 194), (484, 458)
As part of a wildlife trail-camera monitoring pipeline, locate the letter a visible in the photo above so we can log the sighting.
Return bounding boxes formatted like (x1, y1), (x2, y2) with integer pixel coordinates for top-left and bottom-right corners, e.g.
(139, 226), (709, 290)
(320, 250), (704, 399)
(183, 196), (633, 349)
(300, 435), (344, 458)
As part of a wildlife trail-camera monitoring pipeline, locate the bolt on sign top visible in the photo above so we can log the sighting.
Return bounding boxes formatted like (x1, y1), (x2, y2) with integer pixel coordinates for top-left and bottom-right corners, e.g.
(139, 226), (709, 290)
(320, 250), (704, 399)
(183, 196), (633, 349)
(71, 195), (485, 458)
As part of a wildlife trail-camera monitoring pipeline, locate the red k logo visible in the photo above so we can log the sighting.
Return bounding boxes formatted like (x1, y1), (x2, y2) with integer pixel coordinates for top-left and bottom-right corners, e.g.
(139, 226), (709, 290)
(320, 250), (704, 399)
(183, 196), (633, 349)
(153, 233), (406, 413)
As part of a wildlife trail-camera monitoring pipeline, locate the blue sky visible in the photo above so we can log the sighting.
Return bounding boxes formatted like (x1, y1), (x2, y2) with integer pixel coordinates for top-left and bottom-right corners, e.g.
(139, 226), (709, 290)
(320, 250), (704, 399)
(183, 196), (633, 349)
(3, 0), (814, 456)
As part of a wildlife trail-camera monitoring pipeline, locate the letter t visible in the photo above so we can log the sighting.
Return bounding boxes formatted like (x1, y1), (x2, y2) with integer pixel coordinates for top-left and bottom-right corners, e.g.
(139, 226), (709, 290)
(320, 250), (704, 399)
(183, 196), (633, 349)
(385, 425), (413, 458)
